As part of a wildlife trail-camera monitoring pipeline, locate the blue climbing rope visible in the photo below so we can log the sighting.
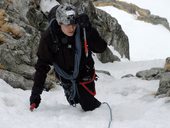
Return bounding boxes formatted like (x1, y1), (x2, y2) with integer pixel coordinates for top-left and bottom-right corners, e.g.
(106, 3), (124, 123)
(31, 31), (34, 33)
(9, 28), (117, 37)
(102, 102), (113, 128)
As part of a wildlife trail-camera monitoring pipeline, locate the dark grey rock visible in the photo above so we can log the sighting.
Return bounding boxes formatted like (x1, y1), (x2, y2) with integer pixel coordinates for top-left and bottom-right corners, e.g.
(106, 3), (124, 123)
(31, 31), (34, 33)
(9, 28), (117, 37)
(0, 69), (33, 90)
(136, 68), (164, 80)
(121, 74), (134, 78)
(96, 70), (111, 76)
(156, 72), (170, 96)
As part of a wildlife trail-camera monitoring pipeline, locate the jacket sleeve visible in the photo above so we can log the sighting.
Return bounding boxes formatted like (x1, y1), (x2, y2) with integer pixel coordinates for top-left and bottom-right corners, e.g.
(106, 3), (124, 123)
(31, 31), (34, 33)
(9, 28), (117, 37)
(86, 27), (107, 53)
(31, 32), (52, 96)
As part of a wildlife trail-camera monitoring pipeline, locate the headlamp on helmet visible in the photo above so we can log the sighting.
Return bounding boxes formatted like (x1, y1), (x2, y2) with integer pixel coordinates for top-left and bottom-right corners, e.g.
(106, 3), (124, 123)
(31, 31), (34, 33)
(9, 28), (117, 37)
(56, 4), (77, 25)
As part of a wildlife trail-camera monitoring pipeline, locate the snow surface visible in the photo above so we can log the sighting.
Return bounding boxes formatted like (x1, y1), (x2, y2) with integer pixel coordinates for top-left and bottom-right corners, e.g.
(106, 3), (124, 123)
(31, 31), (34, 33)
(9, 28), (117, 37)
(97, 0), (170, 61)
(0, 0), (170, 128)
(40, 0), (59, 13)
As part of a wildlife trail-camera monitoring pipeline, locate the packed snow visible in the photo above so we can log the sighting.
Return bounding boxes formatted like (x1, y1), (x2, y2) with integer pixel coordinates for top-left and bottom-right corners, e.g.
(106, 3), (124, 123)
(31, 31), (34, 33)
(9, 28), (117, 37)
(0, 0), (170, 128)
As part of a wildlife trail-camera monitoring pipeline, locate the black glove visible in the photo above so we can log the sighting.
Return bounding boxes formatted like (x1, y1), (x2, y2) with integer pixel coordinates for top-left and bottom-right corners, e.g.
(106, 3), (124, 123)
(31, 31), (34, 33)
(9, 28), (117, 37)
(30, 94), (41, 111)
(77, 13), (91, 28)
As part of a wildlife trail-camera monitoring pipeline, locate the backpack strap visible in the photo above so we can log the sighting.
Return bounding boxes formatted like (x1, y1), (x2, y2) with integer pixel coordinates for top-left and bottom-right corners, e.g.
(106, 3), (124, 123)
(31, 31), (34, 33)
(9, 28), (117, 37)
(48, 19), (61, 53)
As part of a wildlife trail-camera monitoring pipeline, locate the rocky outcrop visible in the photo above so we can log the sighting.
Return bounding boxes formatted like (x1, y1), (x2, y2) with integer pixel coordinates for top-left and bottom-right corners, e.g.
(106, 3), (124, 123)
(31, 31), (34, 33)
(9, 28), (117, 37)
(135, 57), (170, 97)
(0, 69), (33, 90)
(136, 68), (170, 97)
(156, 72), (170, 96)
(93, 0), (170, 31)
(85, 0), (130, 60)
(164, 57), (170, 72)
(93, 6), (129, 61)
(155, 57), (170, 96)
(0, 0), (55, 90)
(0, 0), (54, 90)
(136, 68), (165, 80)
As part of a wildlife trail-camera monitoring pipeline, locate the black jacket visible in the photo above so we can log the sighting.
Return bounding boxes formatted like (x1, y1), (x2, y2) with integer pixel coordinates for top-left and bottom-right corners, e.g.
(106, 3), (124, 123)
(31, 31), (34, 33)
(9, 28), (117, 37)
(31, 20), (107, 95)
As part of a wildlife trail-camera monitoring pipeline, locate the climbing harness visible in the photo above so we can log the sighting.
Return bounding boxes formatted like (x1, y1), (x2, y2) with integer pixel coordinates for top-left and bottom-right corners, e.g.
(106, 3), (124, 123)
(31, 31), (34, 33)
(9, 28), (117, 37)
(79, 70), (96, 96)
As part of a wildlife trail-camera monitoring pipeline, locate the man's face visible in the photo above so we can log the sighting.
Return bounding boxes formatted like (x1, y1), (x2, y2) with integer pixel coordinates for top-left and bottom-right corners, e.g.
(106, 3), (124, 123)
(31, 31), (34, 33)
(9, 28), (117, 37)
(60, 24), (77, 37)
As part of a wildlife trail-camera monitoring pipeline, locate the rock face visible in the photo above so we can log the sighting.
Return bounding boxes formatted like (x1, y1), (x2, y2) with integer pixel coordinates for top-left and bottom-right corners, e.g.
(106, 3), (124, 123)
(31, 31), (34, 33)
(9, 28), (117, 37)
(94, 8), (129, 61)
(0, 0), (129, 90)
(0, 0), (40, 90)
(84, 0), (130, 61)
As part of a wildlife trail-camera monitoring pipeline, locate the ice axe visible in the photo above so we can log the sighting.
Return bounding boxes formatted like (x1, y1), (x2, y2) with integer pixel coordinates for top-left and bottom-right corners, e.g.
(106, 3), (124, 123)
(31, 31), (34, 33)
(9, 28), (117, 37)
(83, 27), (88, 57)
(78, 4), (89, 57)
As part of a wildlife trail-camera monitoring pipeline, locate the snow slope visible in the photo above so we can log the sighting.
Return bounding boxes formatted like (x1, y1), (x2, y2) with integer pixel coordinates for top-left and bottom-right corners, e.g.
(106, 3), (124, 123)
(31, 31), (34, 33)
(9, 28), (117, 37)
(1, 59), (170, 128)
